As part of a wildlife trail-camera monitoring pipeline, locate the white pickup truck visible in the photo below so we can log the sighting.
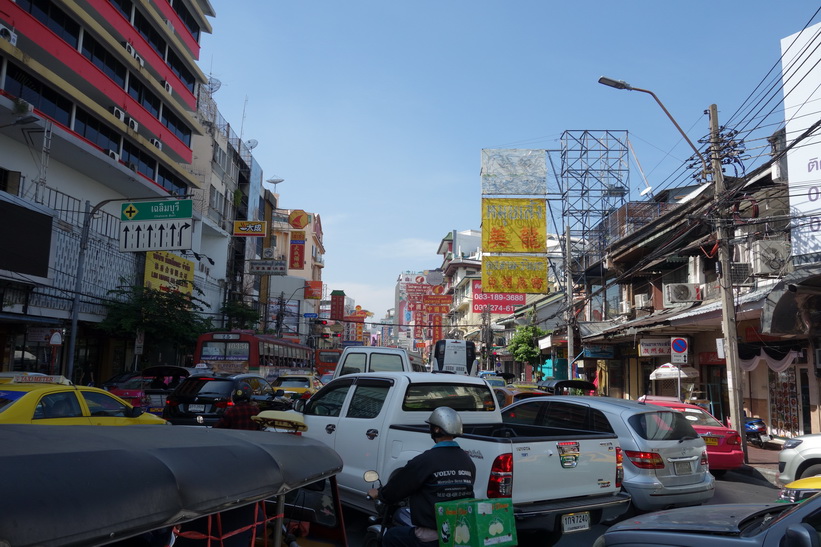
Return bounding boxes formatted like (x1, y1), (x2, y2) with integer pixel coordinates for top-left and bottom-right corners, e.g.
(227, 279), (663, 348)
(295, 371), (630, 544)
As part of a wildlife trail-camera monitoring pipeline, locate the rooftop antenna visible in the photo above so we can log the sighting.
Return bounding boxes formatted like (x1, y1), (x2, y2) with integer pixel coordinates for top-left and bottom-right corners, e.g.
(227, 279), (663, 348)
(204, 76), (221, 95)
(245, 139), (258, 150)
(627, 138), (654, 199)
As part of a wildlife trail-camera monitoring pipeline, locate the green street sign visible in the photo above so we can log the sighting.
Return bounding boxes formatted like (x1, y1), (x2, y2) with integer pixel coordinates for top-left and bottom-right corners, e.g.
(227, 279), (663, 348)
(121, 199), (193, 221)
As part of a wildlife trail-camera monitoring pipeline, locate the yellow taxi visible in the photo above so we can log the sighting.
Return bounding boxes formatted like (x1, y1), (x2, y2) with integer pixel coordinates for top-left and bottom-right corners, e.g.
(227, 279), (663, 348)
(0, 375), (167, 425)
(271, 373), (322, 398)
(778, 476), (821, 503)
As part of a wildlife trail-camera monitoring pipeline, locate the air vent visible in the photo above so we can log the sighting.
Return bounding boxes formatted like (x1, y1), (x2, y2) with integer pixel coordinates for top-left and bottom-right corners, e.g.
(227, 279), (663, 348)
(149, 138), (162, 150)
(127, 118), (139, 131)
(111, 106), (126, 122)
(0, 24), (17, 47)
(752, 240), (790, 275)
(106, 149), (120, 161)
(123, 42), (136, 57)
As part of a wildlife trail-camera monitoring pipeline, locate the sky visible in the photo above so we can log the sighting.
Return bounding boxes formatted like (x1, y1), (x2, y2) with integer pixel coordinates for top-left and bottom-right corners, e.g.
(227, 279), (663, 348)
(197, 2), (821, 319)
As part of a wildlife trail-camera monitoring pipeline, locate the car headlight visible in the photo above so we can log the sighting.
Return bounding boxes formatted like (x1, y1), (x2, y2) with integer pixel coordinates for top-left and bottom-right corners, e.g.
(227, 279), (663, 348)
(778, 488), (798, 503)
(783, 439), (804, 450)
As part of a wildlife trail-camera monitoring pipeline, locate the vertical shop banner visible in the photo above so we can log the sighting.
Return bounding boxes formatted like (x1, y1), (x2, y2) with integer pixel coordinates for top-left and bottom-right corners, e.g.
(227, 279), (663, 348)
(289, 231), (305, 269)
(305, 280), (323, 300)
(432, 314), (443, 342)
(144, 251), (194, 294)
(482, 198), (546, 253)
(482, 255), (548, 294)
(330, 290), (346, 321)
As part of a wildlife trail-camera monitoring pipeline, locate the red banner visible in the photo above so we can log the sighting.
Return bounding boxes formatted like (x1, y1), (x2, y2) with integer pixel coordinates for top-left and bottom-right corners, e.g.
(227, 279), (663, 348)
(289, 243), (304, 269)
(331, 291), (345, 321)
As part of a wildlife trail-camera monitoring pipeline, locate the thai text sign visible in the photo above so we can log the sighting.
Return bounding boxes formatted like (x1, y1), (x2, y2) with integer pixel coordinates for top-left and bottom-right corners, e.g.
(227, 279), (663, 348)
(482, 198), (546, 253)
(143, 251), (193, 294)
(639, 338), (671, 356)
(121, 200), (192, 221)
(472, 279), (526, 313)
(482, 256), (548, 294)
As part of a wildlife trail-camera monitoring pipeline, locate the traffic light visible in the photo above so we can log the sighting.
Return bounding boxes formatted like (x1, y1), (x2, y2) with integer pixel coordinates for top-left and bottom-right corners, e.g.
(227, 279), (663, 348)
(313, 319), (328, 326)
(321, 333), (330, 339)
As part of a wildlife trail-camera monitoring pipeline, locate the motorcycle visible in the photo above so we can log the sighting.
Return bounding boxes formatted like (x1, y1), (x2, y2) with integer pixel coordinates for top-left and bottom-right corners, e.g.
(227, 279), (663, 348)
(745, 416), (771, 448)
(363, 470), (412, 547)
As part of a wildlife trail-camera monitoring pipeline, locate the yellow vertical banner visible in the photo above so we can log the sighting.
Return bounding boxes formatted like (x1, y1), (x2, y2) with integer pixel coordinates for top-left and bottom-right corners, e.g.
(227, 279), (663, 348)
(482, 255), (548, 294)
(482, 198), (546, 252)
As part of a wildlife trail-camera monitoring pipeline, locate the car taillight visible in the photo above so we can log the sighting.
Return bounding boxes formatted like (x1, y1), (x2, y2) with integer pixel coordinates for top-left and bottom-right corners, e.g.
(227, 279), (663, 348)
(700, 451), (709, 468)
(487, 453), (513, 498)
(214, 400), (234, 409)
(624, 450), (664, 469)
(616, 447), (623, 488)
(165, 399), (179, 407)
(726, 432), (741, 446)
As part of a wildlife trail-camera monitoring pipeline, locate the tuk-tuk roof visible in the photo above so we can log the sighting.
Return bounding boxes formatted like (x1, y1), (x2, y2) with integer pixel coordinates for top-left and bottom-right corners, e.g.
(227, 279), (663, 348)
(0, 425), (342, 546)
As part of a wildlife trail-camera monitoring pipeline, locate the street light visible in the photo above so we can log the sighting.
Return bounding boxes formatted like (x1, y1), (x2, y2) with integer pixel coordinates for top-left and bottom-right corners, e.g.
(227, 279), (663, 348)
(599, 76), (745, 456)
(597, 76), (709, 181)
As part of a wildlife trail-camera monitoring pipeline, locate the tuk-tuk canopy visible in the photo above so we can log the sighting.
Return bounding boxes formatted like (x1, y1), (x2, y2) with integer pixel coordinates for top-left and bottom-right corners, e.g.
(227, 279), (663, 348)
(0, 425), (342, 546)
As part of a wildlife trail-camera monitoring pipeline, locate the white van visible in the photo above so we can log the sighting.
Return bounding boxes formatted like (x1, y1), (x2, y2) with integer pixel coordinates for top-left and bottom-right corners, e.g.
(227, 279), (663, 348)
(430, 339), (478, 375)
(332, 346), (425, 379)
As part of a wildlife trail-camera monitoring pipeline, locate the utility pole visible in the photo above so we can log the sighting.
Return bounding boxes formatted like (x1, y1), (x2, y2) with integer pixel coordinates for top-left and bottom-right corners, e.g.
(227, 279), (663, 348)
(710, 104), (746, 457)
(275, 291), (285, 337)
(482, 305), (493, 372)
(565, 224), (575, 380)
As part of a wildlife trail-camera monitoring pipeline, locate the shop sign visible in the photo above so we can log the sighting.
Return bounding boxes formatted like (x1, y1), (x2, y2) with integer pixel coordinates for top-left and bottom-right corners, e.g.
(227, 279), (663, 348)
(639, 338), (671, 356)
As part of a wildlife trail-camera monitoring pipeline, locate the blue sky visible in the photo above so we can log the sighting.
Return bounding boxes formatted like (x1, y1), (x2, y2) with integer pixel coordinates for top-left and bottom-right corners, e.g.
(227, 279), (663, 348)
(198, 2), (820, 319)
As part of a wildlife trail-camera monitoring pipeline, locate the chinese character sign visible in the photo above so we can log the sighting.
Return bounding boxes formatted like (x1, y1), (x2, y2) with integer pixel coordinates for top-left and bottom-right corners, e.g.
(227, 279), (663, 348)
(482, 255), (548, 294)
(471, 279), (525, 313)
(482, 198), (546, 253)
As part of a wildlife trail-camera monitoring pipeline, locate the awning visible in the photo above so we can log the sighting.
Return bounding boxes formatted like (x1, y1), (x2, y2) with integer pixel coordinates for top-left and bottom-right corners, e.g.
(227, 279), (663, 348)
(649, 363), (700, 380)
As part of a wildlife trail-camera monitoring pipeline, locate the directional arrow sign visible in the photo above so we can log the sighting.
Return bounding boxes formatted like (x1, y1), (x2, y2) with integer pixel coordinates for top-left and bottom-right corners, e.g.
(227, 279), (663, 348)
(119, 220), (193, 252)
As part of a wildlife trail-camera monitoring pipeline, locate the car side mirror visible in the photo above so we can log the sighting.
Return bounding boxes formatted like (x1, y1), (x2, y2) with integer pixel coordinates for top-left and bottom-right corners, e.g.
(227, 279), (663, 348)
(129, 406), (144, 418)
(274, 389), (285, 397)
(784, 523), (820, 547)
(293, 399), (306, 413)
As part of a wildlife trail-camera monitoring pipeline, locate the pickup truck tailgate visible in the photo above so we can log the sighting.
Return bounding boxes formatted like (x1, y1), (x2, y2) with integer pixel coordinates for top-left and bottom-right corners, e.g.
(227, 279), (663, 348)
(511, 437), (619, 503)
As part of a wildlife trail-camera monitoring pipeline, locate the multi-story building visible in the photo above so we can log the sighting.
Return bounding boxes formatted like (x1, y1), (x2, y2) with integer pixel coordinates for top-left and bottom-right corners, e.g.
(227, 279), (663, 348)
(0, 0), (217, 382)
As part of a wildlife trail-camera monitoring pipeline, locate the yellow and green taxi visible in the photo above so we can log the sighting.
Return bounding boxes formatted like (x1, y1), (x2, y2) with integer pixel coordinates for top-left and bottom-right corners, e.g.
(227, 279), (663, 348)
(777, 476), (821, 503)
(0, 375), (167, 425)
(271, 373), (322, 398)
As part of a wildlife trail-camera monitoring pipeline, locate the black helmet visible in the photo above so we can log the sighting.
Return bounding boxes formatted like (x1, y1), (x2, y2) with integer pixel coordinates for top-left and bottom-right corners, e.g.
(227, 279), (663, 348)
(233, 383), (252, 403)
(425, 406), (463, 437)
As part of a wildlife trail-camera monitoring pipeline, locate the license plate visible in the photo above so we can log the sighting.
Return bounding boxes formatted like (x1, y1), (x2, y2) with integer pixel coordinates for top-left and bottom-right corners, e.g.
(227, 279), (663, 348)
(760, 434), (771, 442)
(703, 436), (719, 446)
(674, 461), (692, 475)
(188, 404), (205, 413)
(561, 512), (590, 533)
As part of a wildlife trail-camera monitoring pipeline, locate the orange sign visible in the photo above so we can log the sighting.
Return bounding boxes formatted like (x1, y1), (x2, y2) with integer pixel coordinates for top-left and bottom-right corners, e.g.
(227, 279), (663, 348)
(305, 280), (323, 299)
(233, 221), (267, 237)
(289, 210), (309, 229)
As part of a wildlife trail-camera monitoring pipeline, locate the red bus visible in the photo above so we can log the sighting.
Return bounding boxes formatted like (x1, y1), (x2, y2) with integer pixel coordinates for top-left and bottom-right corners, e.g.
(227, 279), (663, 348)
(193, 332), (314, 381)
(314, 348), (342, 377)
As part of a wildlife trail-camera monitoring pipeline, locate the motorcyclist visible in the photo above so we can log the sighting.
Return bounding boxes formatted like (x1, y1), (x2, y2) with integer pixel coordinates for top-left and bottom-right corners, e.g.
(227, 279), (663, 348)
(212, 383), (260, 430)
(367, 406), (476, 546)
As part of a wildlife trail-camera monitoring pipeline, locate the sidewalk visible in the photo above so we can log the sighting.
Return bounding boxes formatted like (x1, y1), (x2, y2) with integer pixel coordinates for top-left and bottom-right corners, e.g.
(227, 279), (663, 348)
(725, 441), (783, 487)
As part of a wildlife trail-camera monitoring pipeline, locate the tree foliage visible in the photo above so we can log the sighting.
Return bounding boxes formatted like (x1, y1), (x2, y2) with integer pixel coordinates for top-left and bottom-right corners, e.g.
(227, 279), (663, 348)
(221, 300), (260, 330)
(99, 285), (213, 349)
(507, 324), (548, 367)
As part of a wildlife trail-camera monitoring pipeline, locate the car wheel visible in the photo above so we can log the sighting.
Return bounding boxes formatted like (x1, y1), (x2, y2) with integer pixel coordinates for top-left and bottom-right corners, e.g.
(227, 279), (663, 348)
(799, 464), (821, 479)
(592, 536), (607, 547)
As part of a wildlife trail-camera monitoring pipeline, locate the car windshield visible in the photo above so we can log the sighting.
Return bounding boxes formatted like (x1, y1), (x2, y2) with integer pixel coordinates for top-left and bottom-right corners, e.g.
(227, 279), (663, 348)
(675, 406), (724, 427)
(628, 410), (699, 441)
(402, 383), (496, 412)
(118, 378), (153, 390)
(175, 378), (234, 397)
(276, 378), (310, 388)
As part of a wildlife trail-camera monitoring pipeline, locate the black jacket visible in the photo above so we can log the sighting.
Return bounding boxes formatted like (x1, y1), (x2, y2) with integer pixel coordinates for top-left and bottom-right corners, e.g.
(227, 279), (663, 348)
(379, 440), (476, 530)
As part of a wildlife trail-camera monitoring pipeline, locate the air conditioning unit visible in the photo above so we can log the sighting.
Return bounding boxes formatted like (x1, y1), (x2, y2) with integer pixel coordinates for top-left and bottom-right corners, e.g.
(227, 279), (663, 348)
(634, 294), (651, 309)
(162, 80), (173, 94)
(127, 118), (139, 131)
(663, 283), (702, 304)
(0, 24), (18, 47)
(752, 240), (791, 275)
(619, 301), (632, 315)
(111, 106), (126, 122)
(126, 162), (137, 171)
(134, 54), (144, 68)
(149, 138), (162, 150)
(165, 18), (175, 33)
(106, 149), (120, 161)
(123, 41), (136, 57)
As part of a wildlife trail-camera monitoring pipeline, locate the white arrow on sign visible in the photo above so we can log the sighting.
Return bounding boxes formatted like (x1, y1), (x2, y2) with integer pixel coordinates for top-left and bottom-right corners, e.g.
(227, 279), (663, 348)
(119, 220), (193, 252)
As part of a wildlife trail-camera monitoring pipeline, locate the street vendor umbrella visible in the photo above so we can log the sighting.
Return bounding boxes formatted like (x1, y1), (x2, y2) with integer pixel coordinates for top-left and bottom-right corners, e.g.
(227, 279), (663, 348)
(649, 363), (699, 380)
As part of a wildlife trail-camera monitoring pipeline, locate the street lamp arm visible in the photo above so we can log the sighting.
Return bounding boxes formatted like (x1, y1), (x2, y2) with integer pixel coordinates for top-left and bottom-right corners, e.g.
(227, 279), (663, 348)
(598, 76), (709, 180)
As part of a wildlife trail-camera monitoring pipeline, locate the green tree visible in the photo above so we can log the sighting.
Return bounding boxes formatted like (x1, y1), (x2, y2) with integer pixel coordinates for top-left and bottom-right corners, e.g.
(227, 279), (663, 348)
(220, 300), (260, 330)
(99, 285), (213, 362)
(507, 324), (548, 375)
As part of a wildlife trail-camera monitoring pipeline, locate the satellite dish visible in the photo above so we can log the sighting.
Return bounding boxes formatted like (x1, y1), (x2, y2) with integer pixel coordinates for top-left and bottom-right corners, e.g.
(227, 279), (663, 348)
(245, 139), (258, 150)
(204, 77), (221, 94)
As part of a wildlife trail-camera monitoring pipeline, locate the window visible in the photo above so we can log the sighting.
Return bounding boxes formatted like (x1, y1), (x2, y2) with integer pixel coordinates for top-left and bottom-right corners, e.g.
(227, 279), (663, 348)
(127, 77), (160, 117)
(18, 0), (80, 48)
(81, 391), (128, 417)
(36, 392), (83, 419)
(5, 64), (72, 127)
(543, 401), (591, 430)
(161, 107), (192, 146)
(501, 401), (543, 425)
(133, 9), (167, 58)
(628, 411), (698, 441)
(339, 353), (366, 375)
(346, 380), (391, 419)
(369, 353), (404, 373)
(74, 108), (121, 152)
(172, 1), (201, 41)
(167, 50), (196, 93)
(156, 165), (187, 196)
(109, 0), (134, 21)
(122, 141), (156, 180)
(305, 380), (353, 417)
(402, 383), (496, 412)
(81, 33), (127, 88)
